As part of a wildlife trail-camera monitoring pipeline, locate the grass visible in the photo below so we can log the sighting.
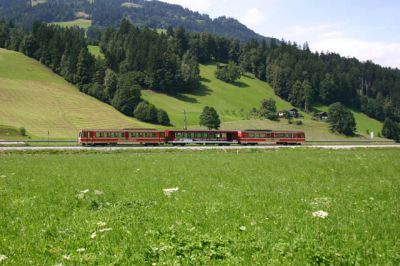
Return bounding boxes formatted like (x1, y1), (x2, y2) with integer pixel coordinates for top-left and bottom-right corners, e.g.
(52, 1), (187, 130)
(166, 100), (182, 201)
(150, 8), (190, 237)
(88, 45), (104, 59)
(0, 125), (27, 140)
(142, 64), (292, 127)
(50, 19), (92, 30)
(142, 64), (383, 139)
(0, 149), (399, 264)
(0, 48), (152, 139)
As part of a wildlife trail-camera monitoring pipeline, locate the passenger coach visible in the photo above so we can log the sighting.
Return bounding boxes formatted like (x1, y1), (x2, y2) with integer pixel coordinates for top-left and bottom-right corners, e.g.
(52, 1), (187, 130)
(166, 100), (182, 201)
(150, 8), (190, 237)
(78, 129), (165, 146)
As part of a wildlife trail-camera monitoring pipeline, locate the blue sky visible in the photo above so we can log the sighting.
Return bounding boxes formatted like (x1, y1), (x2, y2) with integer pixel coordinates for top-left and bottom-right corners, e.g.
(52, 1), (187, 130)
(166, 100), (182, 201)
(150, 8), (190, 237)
(161, 0), (400, 69)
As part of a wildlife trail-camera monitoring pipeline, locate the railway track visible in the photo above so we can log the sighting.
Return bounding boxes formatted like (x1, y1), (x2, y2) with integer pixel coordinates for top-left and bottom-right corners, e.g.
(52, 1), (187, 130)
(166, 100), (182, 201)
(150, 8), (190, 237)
(1, 144), (400, 151)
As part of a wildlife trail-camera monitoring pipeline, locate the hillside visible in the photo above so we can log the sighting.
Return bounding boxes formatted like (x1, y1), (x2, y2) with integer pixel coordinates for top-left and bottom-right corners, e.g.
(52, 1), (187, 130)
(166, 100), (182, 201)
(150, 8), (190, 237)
(142, 64), (384, 140)
(0, 48), (150, 139)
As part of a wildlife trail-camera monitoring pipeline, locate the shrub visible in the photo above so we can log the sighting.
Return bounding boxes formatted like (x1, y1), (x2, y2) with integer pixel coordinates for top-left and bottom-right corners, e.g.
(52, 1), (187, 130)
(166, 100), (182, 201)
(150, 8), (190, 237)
(215, 61), (242, 83)
(296, 120), (303, 126)
(19, 127), (26, 136)
(259, 98), (278, 121)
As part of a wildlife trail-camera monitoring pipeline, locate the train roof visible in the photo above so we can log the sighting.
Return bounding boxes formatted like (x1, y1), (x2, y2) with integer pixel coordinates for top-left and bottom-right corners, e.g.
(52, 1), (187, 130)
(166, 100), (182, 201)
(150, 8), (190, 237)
(79, 129), (164, 132)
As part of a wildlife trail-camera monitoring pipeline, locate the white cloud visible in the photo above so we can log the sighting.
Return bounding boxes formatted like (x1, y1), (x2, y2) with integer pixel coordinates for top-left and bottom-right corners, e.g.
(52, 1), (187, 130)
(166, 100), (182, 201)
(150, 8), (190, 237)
(240, 8), (268, 28)
(312, 38), (400, 69)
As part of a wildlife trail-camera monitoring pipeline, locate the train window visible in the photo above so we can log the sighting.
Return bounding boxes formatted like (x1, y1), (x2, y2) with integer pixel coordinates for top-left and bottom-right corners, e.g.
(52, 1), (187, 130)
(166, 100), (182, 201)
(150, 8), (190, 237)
(222, 133), (227, 139)
(256, 134), (260, 138)
(160, 132), (165, 137)
(177, 132), (182, 138)
(266, 133), (271, 138)
(96, 132), (101, 138)
(152, 133), (157, 138)
(144, 133), (150, 138)
(105, 132), (111, 138)
(196, 133), (202, 138)
(130, 133), (136, 138)
(250, 133), (255, 138)
(138, 133), (143, 138)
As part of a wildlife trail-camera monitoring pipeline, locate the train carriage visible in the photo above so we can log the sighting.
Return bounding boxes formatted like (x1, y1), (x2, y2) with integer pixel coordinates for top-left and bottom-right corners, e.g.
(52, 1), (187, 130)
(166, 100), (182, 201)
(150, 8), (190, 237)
(78, 129), (165, 146)
(239, 130), (305, 145)
(166, 130), (239, 145)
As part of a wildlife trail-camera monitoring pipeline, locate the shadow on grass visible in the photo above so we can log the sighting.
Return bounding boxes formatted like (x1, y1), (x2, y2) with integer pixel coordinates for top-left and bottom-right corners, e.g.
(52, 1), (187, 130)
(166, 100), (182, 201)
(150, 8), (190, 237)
(169, 84), (212, 103)
(232, 81), (249, 88)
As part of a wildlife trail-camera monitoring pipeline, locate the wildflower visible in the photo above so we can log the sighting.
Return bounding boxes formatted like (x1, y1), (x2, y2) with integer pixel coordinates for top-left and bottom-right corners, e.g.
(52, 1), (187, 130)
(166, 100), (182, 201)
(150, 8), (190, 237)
(163, 187), (179, 197)
(98, 228), (112, 233)
(97, 221), (107, 227)
(90, 231), (97, 239)
(239, 226), (247, 231)
(62, 255), (71, 260)
(94, 190), (103, 195)
(312, 210), (329, 219)
(80, 189), (89, 194)
(0, 254), (8, 262)
(0, 175), (6, 178)
(76, 248), (85, 253)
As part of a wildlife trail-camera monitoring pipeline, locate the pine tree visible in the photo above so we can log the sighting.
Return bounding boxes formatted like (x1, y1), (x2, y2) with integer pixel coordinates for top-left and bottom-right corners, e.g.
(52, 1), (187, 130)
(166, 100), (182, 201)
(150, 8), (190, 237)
(104, 69), (118, 102)
(76, 48), (94, 85)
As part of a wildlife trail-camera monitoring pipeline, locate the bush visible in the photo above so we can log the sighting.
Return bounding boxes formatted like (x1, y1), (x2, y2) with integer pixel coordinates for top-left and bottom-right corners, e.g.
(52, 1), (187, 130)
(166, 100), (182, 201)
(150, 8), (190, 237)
(157, 109), (171, 126)
(133, 101), (158, 123)
(259, 98), (278, 121)
(19, 127), (26, 136)
(215, 61), (242, 83)
(382, 118), (400, 142)
(295, 120), (303, 126)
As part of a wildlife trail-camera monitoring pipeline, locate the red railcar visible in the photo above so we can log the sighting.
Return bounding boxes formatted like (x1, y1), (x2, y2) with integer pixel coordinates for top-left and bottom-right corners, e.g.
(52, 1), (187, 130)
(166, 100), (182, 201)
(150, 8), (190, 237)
(78, 129), (165, 146)
(239, 130), (305, 145)
(166, 130), (239, 145)
(78, 129), (306, 146)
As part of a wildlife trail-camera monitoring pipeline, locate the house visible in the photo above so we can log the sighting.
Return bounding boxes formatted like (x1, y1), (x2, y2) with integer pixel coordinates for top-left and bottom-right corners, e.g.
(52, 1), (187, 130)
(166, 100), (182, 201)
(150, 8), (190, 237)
(314, 112), (329, 120)
(289, 108), (299, 118)
(278, 110), (288, 118)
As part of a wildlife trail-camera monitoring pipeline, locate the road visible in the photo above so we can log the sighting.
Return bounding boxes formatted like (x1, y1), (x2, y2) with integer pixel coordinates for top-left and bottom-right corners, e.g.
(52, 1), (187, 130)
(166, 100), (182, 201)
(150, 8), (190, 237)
(1, 144), (400, 151)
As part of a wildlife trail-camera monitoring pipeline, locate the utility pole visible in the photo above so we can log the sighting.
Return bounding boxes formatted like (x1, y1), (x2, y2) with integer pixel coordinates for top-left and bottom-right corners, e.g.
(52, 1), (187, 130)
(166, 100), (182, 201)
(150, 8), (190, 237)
(183, 110), (187, 130)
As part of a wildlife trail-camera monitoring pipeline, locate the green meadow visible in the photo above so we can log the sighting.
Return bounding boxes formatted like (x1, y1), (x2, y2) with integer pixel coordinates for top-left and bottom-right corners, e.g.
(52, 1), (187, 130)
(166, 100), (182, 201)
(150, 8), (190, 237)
(142, 64), (383, 139)
(50, 19), (92, 30)
(0, 49), (151, 139)
(0, 149), (399, 264)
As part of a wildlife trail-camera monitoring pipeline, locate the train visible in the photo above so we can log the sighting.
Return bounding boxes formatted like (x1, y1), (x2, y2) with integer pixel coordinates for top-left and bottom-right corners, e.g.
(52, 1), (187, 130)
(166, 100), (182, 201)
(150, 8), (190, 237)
(78, 129), (306, 146)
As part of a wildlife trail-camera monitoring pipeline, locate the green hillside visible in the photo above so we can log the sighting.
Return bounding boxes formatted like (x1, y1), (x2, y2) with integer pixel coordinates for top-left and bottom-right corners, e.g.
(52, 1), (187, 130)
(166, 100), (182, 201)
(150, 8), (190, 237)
(0, 49), (150, 139)
(143, 64), (384, 140)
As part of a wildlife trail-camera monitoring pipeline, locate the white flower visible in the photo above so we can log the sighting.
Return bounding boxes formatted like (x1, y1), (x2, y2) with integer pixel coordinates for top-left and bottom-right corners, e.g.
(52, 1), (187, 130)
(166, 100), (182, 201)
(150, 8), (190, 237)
(94, 190), (103, 195)
(312, 210), (329, 219)
(80, 189), (89, 194)
(0, 254), (8, 262)
(90, 231), (97, 239)
(239, 226), (247, 231)
(0, 175), (6, 178)
(97, 221), (107, 227)
(76, 248), (85, 252)
(98, 228), (112, 233)
(62, 255), (71, 260)
(163, 187), (179, 197)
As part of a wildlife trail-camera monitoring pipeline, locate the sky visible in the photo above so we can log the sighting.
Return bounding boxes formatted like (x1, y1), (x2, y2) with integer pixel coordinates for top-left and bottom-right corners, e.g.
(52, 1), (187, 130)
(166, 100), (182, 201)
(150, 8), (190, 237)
(161, 0), (400, 69)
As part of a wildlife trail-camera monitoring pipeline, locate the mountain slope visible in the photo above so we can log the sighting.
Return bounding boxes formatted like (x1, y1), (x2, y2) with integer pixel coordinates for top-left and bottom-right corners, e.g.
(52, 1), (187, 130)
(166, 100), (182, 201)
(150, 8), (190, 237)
(142, 64), (384, 140)
(0, 48), (150, 139)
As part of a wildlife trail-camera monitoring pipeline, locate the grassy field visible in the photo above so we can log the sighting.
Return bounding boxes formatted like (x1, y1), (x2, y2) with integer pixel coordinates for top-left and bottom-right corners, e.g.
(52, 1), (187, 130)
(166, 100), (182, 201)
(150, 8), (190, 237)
(0, 49), (151, 139)
(50, 19), (92, 30)
(88, 45), (104, 59)
(0, 149), (399, 264)
(142, 64), (383, 138)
